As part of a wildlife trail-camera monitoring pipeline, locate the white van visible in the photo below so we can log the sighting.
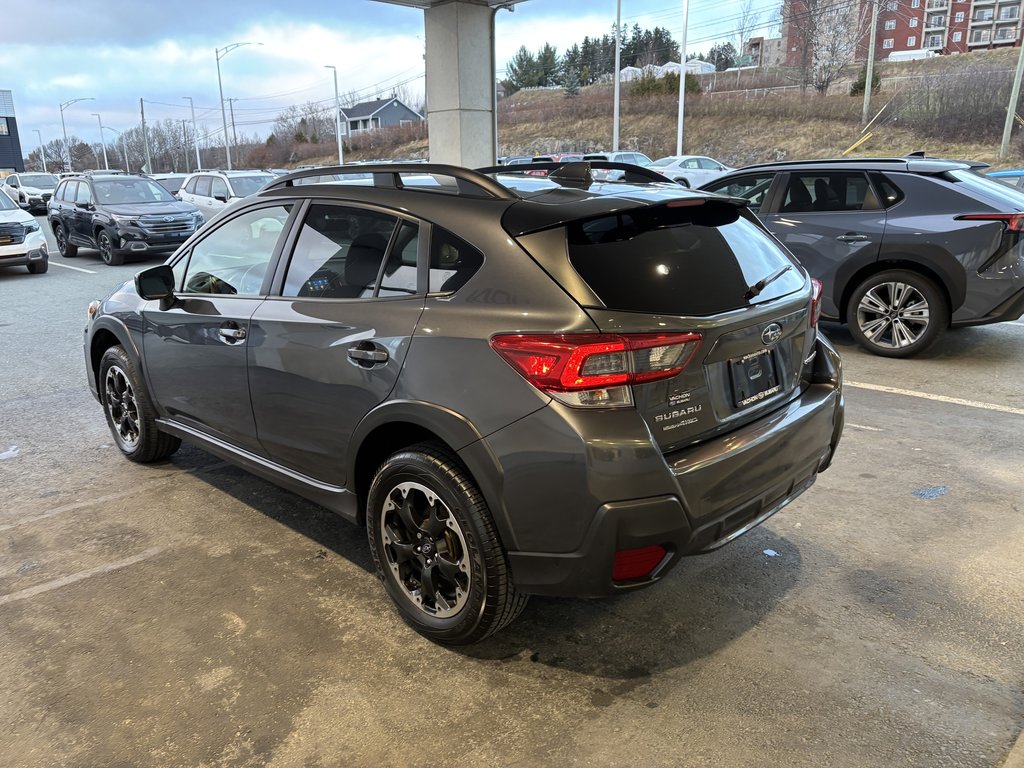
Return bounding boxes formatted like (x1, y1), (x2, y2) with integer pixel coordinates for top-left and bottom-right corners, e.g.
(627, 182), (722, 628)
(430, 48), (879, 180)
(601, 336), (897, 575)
(887, 50), (938, 62)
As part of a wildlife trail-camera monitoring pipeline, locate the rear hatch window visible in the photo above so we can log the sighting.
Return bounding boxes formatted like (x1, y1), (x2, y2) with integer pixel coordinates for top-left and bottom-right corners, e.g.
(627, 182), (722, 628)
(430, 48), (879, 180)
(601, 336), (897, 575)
(945, 169), (1024, 211)
(566, 201), (803, 315)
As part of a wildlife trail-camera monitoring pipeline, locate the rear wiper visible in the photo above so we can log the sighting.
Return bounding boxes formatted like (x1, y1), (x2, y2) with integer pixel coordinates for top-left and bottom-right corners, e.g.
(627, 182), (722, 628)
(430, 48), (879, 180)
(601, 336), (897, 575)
(745, 265), (792, 300)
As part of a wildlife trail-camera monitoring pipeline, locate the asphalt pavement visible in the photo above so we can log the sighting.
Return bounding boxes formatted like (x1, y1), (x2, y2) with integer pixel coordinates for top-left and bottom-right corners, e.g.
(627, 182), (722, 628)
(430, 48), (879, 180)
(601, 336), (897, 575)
(1, 218), (1022, 767)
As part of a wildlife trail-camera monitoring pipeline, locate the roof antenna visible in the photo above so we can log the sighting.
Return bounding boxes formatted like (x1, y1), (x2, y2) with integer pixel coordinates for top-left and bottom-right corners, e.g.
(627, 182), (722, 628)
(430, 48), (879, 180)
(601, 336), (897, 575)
(906, 150), (926, 158)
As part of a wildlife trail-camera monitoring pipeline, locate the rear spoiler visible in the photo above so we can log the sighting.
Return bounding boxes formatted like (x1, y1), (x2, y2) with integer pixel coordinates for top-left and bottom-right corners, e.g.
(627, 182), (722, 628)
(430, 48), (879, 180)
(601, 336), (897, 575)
(476, 160), (671, 187)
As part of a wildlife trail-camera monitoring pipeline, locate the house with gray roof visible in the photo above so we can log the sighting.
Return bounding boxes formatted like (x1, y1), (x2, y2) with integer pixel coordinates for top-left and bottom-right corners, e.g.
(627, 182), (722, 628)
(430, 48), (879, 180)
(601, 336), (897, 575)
(339, 98), (424, 135)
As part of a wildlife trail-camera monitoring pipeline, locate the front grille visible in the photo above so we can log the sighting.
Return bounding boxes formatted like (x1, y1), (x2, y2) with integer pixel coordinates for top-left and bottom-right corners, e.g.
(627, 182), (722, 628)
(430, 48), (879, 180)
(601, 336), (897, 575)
(0, 223), (26, 245)
(138, 215), (195, 235)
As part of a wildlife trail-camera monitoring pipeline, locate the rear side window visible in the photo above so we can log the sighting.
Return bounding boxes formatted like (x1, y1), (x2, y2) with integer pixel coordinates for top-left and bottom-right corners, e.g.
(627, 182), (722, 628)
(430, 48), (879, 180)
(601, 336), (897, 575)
(946, 168), (1024, 209)
(282, 204), (399, 299)
(780, 172), (876, 213)
(195, 176), (212, 197)
(183, 177), (198, 194)
(870, 173), (905, 208)
(566, 202), (803, 316)
(60, 181), (77, 201)
(428, 228), (484, 293)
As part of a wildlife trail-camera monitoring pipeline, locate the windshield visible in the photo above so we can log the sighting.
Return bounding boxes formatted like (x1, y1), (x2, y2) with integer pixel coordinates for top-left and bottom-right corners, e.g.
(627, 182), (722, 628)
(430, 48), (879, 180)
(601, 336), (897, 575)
(93, 178), (177, 204)
(947, 169), (1024, 211)
(0, 191), (16, 210)
(21, 174), (58, 188)
(229, 176), (273, 197)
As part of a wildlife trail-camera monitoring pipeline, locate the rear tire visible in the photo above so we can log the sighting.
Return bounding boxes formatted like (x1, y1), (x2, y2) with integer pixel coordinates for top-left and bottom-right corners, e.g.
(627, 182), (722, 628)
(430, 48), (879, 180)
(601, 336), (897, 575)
(53, 223), (77, 257)
(98, 230), (124, 266)
(674, 177), (690, 187)
(846, 269), (947, 358)
(27, 259), (48, 274)
(99, 345), (181, 462)
(366, 442), (528, 645)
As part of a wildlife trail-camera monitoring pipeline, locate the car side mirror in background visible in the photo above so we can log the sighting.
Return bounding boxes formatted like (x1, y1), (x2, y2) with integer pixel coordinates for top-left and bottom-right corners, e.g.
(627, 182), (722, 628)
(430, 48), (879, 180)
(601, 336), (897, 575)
(135, 264), (177, 309)
(214, 194), (228, 203)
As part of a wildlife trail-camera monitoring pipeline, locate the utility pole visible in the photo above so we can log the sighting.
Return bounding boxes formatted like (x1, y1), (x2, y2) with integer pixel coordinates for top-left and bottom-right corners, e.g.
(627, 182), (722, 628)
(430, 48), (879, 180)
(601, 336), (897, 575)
(325, 65), (344, 165)
(183, 96), (202, 170)
(862, 0), (880, 125)
(139, 98), (152, 173)
(612, 0), (622, 151)
(181, 120), (190, 171)
(1000, 31), (1024, 160)
(676, 0), (690, 155)
(216, 42), (262, 170)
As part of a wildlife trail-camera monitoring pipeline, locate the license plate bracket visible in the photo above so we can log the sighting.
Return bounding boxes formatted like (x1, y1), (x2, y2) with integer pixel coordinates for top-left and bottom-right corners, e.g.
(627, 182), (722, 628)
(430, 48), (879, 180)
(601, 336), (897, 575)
(730, 348), (781, 408)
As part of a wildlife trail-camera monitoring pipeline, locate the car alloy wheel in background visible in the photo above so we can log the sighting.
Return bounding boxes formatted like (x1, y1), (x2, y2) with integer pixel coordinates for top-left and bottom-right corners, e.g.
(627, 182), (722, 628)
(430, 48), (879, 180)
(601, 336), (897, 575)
(847, 270), (947, 358)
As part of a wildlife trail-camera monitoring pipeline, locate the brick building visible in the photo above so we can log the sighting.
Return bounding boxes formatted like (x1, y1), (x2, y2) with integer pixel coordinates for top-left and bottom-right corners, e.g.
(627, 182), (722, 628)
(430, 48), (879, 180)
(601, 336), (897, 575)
(781, 0), (1023, 64)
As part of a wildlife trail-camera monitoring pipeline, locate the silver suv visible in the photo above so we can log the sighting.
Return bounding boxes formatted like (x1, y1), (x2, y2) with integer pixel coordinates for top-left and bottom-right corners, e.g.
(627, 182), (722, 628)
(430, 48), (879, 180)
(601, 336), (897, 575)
(85, 162), (844, 644)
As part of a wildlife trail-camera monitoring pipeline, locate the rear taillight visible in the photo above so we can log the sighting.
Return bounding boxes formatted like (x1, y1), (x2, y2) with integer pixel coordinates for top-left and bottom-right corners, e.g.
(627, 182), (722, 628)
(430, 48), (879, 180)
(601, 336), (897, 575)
(955, 213), (1024, 231)
(810, 278), (823, 327)
(490, 332), (702, 408)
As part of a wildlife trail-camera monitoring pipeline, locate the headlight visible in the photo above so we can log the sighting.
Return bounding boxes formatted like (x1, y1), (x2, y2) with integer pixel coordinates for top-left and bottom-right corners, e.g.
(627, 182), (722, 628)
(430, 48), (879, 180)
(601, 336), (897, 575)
(111, 214), (138, 225)
(23, 221), (39, 233)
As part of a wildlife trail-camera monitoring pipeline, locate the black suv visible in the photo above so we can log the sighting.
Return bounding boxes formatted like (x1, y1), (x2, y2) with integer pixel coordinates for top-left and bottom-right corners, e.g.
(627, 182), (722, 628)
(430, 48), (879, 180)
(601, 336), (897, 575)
(85, 162), (844, 644)
(48, 172), (204, 265)
(702, 157), (1024, 357)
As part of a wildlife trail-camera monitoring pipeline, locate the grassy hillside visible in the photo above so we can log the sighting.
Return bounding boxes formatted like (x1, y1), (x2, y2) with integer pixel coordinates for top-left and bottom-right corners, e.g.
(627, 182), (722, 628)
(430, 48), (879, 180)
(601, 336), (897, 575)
(301, 49), (1024, 170)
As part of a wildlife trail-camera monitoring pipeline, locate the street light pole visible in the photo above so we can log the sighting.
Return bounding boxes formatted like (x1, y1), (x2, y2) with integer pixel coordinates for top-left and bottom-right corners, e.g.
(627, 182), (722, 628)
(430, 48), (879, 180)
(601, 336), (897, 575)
(612, 0), (622, 151)
(102, 126), (129, 171)
(58, 97), (95, 172)
(33, 129), (47, 173)
(325, 65), (344, 165)
(183, 96), (202, 170)
(92, 113), (110, 170)
(215, 41), (262, 170)
(676, 0), (690, 155)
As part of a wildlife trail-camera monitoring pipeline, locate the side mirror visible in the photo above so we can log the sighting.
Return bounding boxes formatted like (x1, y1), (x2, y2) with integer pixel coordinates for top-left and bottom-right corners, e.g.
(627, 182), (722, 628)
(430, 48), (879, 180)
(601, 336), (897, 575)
(214, 193), (228, 203)
(136, 264), (176, 307)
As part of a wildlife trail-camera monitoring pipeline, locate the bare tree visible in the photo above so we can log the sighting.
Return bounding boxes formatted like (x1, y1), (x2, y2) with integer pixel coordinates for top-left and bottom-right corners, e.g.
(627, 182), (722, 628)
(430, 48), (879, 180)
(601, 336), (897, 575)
(786, 0), (868, 94)
(734, 0), (762, 65)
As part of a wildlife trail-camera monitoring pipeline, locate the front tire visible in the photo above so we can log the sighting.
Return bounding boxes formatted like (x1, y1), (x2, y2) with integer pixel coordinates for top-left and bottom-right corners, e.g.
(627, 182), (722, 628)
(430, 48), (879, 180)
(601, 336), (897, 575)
(846, 269), (947, 358)
(26, 259), (48, 274)
(53, 223), (77, 257)
(99, 346), (180, 462)
(98, 230), (124, 266)
(366, 443), (527, 645)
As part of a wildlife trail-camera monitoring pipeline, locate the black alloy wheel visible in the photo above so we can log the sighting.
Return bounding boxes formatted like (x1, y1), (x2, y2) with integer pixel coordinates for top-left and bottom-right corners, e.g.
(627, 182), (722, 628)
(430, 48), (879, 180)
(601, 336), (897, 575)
(367, 443), (528, 644)
(99, 346), (180, 462)
(98, 230), (125, 266)
(847, 269), (947, 358)
(54, 223), (78, 257)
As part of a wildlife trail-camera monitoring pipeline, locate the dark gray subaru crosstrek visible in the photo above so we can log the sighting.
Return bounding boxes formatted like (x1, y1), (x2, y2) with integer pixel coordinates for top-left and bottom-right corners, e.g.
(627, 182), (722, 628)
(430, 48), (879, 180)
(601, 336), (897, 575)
(84, 162), (844, 644)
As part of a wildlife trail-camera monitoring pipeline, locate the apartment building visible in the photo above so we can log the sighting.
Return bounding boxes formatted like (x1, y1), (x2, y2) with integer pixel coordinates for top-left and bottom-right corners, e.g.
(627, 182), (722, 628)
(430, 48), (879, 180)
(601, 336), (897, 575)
(782, 0), (1022, 64)
(0, 90), (25, 174)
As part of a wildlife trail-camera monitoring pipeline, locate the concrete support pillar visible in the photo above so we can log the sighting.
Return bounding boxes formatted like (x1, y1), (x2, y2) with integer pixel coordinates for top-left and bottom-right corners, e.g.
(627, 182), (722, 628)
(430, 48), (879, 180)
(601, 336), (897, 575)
(424, 1), (496, 167)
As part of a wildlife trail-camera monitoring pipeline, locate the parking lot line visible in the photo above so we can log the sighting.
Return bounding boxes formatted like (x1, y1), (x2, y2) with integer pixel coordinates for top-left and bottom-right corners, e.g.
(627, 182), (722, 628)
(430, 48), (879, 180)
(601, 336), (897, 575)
(50, 262), (96, 274)
(0, 547), (164, 607)
(846, 380), (1024, 417)
(0, 490), (139, 532)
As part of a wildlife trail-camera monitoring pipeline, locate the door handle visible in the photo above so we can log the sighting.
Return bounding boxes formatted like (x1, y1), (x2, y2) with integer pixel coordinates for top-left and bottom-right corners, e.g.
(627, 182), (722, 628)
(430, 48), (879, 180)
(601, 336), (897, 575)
(347, 346), (388, 363)
(836, 232), (870, 242)
(217, 326), (247, 342)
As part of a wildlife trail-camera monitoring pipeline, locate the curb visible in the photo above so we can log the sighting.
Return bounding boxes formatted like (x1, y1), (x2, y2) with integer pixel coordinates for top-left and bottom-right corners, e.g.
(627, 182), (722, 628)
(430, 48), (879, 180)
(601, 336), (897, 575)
(1003, 727), (1024, 768)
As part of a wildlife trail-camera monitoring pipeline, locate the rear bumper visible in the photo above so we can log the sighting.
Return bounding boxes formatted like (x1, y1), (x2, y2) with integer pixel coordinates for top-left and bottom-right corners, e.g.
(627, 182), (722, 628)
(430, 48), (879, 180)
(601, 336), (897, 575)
(501, 335), (844, 597)
(950, 285), (1024, 327)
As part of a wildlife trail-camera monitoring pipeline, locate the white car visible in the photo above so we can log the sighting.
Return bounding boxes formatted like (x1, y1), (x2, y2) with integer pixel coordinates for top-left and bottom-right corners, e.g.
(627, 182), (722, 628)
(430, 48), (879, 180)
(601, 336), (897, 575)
(1, 172), (59, 213)
(649, 155), (733, 188)
(178, 170), (275, 221)
(0, 190), (48, 274)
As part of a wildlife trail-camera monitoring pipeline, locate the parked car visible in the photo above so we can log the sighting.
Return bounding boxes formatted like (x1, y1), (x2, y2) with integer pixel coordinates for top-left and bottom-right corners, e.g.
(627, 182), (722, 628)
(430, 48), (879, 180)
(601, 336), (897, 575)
(987, 169), (1024, 191)
(48, 172), (204, 265)
(583, 151), (653, 180)
(150, 173), (189, 199)
(650, 155), (734, 187)
(701, 156), (1024, 357)
(2, 172), (59, 213)
(0, 188), (48, 273)
(178, 170), (275, 220)
(85, 162), (843, 644)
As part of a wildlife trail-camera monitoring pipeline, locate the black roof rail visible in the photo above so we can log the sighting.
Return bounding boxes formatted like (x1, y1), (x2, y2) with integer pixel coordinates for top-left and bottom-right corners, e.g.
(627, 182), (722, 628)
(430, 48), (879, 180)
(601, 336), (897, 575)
(476, 160), (671, 186)
(265, 163), (518, 201)
(739, 157), (912, 170)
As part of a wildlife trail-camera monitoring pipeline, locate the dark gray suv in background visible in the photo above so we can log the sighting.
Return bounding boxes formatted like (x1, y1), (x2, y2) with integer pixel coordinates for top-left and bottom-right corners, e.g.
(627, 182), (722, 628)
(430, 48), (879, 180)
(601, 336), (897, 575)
(85, 162), (844, 644)
(702, 156), (1024, 357)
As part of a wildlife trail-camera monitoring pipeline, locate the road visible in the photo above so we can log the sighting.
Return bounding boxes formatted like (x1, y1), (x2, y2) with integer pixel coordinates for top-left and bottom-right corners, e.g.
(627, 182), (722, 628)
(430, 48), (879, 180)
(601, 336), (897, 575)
(1, 218), (1022, 767)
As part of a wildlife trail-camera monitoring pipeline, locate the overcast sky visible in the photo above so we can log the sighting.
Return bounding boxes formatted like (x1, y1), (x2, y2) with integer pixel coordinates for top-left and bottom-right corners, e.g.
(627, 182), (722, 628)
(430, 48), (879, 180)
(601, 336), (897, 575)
(7, 0), (773, 152)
